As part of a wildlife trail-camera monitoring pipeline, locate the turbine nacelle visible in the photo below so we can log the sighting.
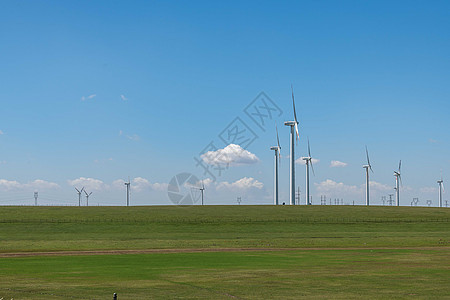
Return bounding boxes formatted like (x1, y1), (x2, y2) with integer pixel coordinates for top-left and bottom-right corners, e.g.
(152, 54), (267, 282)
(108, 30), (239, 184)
(270, 146), (280, 151)
(284, 121), (297, 126)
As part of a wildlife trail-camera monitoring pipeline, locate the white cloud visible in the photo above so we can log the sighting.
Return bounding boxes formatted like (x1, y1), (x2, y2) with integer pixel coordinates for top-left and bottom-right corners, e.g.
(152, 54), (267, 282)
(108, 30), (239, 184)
(330, 160), (348, 168)
(120, 94), (128, 101)
(370, 181), (391, 192)
(127, 134), (140, 141)
(420, 187), (438, 194)
(296, 157), (320, 165)
(112, 179), (126, 190)
(132, 177), (151, 192)
(217, 177), (263, 190)
(81, 94), (96, 101)
(112, 177), (168, 192)
(0, 130), (3, 135)
(201, 144), (259, 166)
(0, 179), (22, 191)
(0, 179), (59, 191)
(68, 177), (107, 191)
(151, 182), (168, 191)
(315, 179), (359, 195)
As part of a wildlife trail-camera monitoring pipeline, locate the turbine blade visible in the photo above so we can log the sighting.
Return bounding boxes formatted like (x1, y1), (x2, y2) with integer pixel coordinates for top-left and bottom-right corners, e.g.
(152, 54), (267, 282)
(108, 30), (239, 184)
(75, 188), (80, 193)
(310, 158), (315, 176)
(276, 123), (280, 149)
(202, 180), (205, 189)
(399, 174), (403, 187)
(398, 160), (402, 173)
(294, 122), (300, 141)
(89, 192), (92, 196)
(81, 187), (85, 192)
(292, 84), (297, 123)
(365, 146), (373, 171)
(308, 137), (311, 158)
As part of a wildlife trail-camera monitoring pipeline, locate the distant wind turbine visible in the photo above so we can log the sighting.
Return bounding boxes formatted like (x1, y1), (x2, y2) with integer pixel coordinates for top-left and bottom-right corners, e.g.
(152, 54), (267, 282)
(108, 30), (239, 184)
(437, 177), (444, 208)
(125, 177), (131, 206)
(302, 138), (315, 205)
(84, 190), (92, 206)
(284, 85), (300, 205)
(394, 160), (402, 206)
(270, 124), (281, 205)
(75, 187), (84, 206)
(363, 146), (373, 206)
(199, 180), (205, 205)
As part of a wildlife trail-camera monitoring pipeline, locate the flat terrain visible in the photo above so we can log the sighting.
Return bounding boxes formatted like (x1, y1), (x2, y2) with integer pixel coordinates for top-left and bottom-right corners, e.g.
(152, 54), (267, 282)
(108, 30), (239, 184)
(0, 206), (449, 299)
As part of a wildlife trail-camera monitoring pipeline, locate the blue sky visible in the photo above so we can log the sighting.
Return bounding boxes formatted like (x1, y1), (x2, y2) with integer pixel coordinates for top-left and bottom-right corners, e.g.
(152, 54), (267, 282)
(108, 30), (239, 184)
(0, 0), (449, 206)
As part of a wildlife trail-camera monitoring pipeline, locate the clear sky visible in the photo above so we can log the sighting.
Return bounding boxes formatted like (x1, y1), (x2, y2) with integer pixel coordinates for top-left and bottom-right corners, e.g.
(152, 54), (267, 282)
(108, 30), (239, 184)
(0, 0), (449, 206)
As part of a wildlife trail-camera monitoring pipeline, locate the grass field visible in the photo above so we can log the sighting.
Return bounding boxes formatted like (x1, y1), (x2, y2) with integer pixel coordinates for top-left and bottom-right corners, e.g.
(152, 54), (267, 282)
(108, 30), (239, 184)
(0, 206), (449, 299)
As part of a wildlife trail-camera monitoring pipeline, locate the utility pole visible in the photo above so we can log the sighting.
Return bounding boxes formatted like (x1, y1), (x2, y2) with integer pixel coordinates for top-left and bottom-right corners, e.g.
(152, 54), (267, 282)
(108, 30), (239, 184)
(34, 192), (38, 206)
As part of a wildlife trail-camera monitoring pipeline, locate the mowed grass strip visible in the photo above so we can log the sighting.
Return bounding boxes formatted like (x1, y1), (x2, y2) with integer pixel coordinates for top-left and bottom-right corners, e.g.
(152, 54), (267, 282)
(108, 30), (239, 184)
(0, 249), (449, 299)
(0, 206), (449, 252)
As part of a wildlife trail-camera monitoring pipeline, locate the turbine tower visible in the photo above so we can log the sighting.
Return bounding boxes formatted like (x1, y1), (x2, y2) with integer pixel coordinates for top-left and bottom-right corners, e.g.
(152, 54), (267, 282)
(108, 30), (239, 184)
(363, 146), (373, 206)
(84, 190), (92, 206)
(270, 124), (281, 205)
(199, 180), (205, 205)
(302, 138), (315, 205)
(437, 177), (444, 208)
(125, 177), (131, 206)
(394, 160), (402, 206)
(75, 187), (84, 206)
(284, 85), (300, 205)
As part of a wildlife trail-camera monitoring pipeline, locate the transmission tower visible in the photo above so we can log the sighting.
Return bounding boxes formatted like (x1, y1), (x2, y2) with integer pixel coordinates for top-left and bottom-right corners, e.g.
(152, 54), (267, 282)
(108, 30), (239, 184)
(34, 192), (38, 206)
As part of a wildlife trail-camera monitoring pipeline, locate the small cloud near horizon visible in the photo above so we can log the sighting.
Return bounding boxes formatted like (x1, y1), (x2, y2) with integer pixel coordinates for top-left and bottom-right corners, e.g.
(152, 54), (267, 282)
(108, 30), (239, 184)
(81, 94), (96, 101)
(330, 160), (348, 168)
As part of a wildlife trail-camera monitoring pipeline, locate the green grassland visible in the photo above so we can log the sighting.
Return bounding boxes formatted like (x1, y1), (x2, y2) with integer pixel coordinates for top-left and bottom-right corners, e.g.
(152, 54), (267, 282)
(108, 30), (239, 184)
(0, 205), (449, 252)
(0, 206), (449, 299)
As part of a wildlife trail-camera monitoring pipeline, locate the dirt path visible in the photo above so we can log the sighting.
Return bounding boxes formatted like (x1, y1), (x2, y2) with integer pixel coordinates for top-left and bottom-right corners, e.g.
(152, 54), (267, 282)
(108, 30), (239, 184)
(1, 246), (449, 257)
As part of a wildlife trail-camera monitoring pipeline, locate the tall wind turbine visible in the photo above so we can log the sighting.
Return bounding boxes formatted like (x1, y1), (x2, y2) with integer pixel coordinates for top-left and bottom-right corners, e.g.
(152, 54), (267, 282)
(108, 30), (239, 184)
(84, 190), (92, 206)
(363, 146), (373, 206)
(437, 177), (444, 208)
(270, 124), (281, 205)
(124, 177), (131, 206)
(284, 85), (300, 205)
(199, 180), (205, 205)
(75, 187), (84, 206)
(394, 160), (402, 206)
(302, 138), (315, 205)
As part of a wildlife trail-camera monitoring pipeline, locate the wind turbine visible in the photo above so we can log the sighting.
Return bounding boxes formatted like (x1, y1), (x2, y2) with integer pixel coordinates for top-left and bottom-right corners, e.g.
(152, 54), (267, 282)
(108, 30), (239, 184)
(75, 187), (84, 206)
(284, 85), (300, 205)
(124, 177), (131, 206)
(270, 124), (281, 205)
(302, 138), (315, 205)
(84, 190), (92, 206)
(394, 160), (402, 206)
(199, 180), (205, 205)
(363, 146), (373, 206)
(437, 177), (444, 208)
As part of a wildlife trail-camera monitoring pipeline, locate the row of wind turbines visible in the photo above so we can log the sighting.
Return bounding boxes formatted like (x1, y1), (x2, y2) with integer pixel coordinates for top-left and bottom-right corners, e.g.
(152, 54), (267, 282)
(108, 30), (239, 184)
(270, 86), (446, 207)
